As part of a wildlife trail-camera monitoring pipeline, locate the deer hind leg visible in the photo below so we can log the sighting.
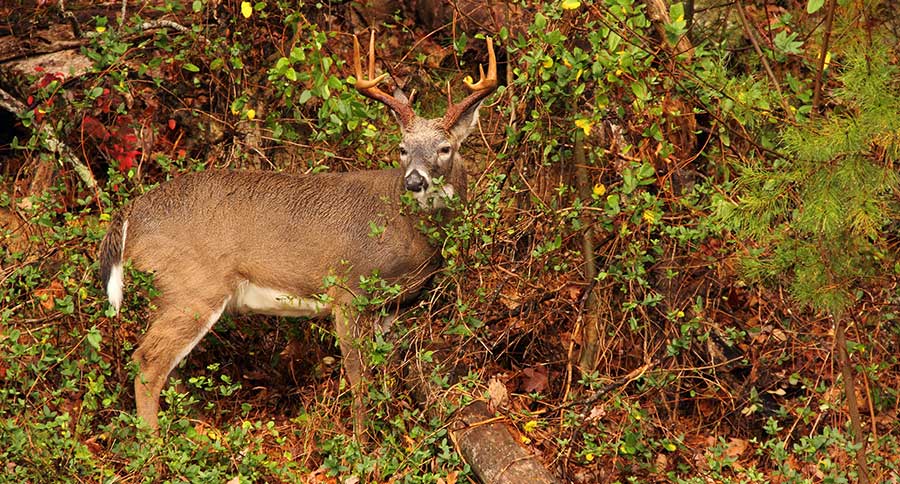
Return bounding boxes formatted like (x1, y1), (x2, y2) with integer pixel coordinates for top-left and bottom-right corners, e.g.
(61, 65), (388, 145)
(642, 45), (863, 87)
(133, 296), (229, 430)
(331, 294), (369, 438)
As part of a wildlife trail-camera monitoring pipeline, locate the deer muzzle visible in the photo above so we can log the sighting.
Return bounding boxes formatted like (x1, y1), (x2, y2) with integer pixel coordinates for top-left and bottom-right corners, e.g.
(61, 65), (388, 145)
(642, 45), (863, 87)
(405, 170), (428, 193)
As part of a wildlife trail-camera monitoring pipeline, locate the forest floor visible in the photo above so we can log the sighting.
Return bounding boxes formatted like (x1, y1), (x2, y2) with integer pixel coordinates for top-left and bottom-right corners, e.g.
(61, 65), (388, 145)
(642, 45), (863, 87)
(1, 0), (899, 483)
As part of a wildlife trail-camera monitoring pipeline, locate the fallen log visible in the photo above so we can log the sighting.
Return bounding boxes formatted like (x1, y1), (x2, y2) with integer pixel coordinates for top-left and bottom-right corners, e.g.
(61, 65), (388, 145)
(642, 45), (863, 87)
(403, 345), (560, 484)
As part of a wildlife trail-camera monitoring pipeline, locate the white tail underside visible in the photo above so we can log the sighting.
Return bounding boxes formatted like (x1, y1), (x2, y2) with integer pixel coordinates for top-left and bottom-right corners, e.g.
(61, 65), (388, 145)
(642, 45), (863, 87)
(106, 220), (128, 314)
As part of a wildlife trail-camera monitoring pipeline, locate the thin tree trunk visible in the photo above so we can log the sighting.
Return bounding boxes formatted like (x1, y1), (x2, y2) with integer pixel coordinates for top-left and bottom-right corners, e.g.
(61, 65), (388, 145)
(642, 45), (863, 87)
(835, 317), (870, 484)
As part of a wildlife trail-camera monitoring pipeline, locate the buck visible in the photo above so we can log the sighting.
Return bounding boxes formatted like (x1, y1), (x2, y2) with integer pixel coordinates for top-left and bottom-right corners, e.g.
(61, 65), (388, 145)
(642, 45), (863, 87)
(98, 31), (497, 434)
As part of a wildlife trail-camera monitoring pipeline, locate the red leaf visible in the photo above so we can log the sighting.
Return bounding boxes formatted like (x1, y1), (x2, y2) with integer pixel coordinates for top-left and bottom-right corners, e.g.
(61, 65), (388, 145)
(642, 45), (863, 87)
(81, 116), (110, 141)
(168, 118), (176, 130)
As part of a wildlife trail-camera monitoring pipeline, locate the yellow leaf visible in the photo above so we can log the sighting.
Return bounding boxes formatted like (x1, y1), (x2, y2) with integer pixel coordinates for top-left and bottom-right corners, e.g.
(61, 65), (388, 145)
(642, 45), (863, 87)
(96, 26), (106, 33)
(246, 109), (256, 120)
(463, 75), (473, 85)
(642, 210), (657, 224)
(542, 57), (554, 69)
(520, 435), (532, 445)
(592, 183), (606, 197)
(585, 452), (594, 462)
(823, 51), (832, 70)
(561, 0), (581, 10)
(523, 420), (538, 433)
(241, 1), (252, 18)
(574, 118), (593, 136)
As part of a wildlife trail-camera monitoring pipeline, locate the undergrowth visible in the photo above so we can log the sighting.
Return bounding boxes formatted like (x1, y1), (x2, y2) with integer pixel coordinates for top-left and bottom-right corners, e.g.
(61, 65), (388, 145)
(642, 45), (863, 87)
(1, 0), (899, 482)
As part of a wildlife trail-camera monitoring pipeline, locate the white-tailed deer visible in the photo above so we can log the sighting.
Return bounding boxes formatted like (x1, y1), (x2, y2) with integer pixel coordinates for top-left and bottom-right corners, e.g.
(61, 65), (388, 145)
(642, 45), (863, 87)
(98, 31), (497, 434)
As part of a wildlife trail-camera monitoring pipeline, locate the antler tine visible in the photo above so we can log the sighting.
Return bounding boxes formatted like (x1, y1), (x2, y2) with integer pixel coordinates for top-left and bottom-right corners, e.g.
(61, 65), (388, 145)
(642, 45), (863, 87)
(350, 30), (415, 125)
(441, 37), (499, 130)
(353, 32), (387, 90)
(464, 37), (497, 92)
(367, 30), (377, 81)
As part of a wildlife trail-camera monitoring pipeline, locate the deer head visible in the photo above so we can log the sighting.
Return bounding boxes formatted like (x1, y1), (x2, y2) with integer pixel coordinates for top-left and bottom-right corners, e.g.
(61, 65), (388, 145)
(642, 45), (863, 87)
(352, 31), (498, 208)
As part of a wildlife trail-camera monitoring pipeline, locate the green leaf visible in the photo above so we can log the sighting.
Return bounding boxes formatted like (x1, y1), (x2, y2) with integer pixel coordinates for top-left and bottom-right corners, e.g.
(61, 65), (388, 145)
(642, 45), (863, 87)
(807, 0), (825, 13)
(533, 13), (547, 31)
(182, 63), (200, 73)
(669, 2), (684, 22)
(274, 57), (290, 72)
(86, 327), (102, 350)
(630, 79), (649, 100)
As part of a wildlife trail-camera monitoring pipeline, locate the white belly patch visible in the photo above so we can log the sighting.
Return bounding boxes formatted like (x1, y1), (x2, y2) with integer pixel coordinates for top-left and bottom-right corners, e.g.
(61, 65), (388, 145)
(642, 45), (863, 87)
(231, 282), (331, 318)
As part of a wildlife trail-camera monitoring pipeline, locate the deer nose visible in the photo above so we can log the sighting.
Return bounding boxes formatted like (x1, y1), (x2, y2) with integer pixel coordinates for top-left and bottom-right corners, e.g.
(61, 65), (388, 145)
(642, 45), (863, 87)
(405, 170), (428, 193)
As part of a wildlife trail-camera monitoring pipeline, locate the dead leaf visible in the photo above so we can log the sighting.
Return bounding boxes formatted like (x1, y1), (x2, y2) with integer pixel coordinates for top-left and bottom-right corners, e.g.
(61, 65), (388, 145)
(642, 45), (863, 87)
(444, 471), (458, 484)
(587, 405), (606, 421)
(280, 339), (306, 360)
(724, 438), (748, 458)
(520, 365), (549, 393)
(655, 452), (668, 470)
(487, 376), (509, 411)
(33, 280), (65, 311)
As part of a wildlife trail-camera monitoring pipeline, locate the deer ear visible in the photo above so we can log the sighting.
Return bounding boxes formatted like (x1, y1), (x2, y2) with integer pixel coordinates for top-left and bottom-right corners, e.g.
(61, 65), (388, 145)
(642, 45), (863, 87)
(391, 88), (411, 126)
(392, 87), (410, 104)
(447, 100), (484, 142)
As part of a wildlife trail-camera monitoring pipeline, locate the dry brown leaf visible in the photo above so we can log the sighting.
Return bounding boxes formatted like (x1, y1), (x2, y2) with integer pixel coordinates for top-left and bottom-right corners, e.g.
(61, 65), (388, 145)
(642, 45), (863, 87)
(444, 471), (458, 484)
(587, 405), (607, 421)
(725, 437), (748, 458)
(520, 365), (549, 393)
(488, 376), (509, 411)
(34, 280), (64, 311)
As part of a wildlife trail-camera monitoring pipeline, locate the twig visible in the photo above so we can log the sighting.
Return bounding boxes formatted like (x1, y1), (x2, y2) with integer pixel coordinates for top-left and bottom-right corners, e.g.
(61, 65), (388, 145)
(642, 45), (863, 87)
(835, 316), (871, 484)
(811, 0), (838, 115)
(137, 19), (194, 34)
(57, 0), (83, 38)
(733, 0), (792, 115)
(0, 87), (97, 188)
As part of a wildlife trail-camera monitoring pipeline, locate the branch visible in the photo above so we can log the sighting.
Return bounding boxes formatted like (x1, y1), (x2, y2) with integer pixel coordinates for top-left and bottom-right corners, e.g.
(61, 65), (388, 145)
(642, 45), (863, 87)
(811, 0), (838, 115)
(0, 87), (97, 188)
(733, 0), (792, 115)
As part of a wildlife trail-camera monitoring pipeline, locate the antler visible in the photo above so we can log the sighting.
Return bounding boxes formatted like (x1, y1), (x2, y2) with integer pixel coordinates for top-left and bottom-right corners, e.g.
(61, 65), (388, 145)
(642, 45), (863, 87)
(440, 37), (498, 131)
(352, 30), (416, 127)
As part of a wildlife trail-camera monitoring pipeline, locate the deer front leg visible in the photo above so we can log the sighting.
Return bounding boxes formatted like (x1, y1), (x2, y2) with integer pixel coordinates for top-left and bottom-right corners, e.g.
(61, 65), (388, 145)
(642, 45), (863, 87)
(332, 299), (369, 439)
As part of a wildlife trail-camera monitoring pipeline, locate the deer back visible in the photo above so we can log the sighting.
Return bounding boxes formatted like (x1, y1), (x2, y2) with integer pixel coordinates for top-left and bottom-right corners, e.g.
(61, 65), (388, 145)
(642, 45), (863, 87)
(119, 169), (440, 301)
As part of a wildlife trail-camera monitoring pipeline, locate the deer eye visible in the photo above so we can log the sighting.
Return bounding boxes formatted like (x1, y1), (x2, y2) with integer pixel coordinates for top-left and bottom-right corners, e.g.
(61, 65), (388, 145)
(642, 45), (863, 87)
(438, 146), (452, 156)
(399, 146), (408, 156)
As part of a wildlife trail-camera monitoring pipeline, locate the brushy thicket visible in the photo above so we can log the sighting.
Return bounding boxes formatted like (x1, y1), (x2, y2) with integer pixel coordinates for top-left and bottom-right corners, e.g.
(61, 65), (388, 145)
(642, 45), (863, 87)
(1, 0), (899, 482)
